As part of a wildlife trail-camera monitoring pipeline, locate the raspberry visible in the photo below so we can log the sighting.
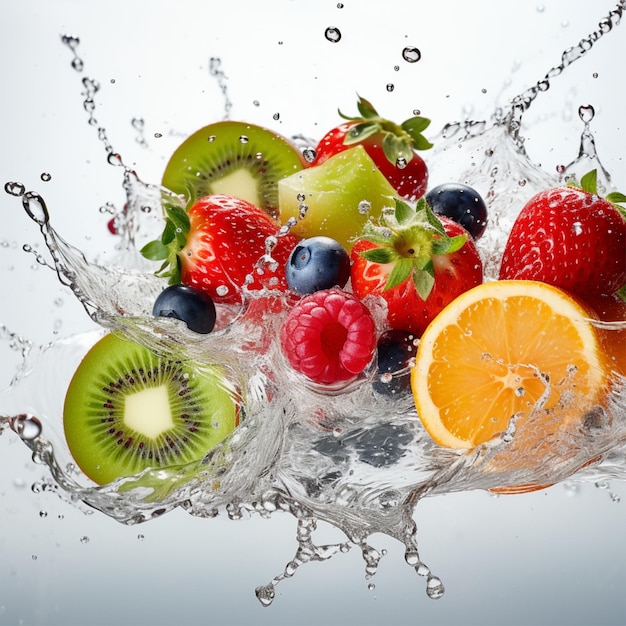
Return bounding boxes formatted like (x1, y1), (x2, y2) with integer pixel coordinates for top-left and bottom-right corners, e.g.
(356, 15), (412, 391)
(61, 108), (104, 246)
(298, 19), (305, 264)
(280, 289), (377, 384)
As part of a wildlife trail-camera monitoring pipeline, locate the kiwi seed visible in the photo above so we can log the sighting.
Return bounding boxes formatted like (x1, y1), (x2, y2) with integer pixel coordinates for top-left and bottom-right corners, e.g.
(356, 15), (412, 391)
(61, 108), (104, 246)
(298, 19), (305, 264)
(63, 333), (238, 485)
(162, 120), (306, 218)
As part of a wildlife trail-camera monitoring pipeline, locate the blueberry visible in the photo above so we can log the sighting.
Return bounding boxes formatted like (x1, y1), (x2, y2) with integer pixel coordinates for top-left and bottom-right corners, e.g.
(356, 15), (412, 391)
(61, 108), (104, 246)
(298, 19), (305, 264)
(152, 284), (216, 334)
(425, 182), (488, 239)
(372, 330), (416, 396)
(285, 236), (350, 294)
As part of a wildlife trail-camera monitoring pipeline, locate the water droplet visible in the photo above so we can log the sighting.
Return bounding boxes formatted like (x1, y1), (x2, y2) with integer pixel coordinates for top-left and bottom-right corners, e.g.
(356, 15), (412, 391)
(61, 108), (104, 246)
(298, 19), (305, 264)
(154, 132), (162, 138)
(426, 575), (445, 599)
(337, 2), (344, 7)
(137, 534), (145, 541)
(324, 27), (342, 43)
(239, 135), (249, 144)
(396, 157), (407, 169)
(358, 200), (371, 214)
(367, 583), (376, 591)
(302, 147), (317, 163)
(216, 285), (229, 297)
(22, 191), (50, 225)
(402, 46), (421, 63)
(255, 583), (276, 606)
(10, 414), (43, 440)
(386, 83), (395, 92)
(253, 100), (260, 107)
(40, 172), (52, 182)
(80, 536), (90, 544)
(4, 181), (25, 197)
(39, 510), (48, 518)
(592, 72), (599, 78)
(515, 387), (525, 397)
(556, 164), (566, 174)
(273, 112), (280, 121)
(572, 221), (583, 235)
(578, 104), (595, 124)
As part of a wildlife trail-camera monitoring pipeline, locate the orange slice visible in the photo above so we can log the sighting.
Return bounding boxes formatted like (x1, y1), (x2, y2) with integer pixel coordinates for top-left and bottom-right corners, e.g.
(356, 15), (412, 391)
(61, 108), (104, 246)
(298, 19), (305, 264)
(411, 280), (609, 450)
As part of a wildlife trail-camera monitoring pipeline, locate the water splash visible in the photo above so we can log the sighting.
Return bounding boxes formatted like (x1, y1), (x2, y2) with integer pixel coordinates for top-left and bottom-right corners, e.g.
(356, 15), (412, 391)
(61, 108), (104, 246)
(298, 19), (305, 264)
(2, 5), (626, 607)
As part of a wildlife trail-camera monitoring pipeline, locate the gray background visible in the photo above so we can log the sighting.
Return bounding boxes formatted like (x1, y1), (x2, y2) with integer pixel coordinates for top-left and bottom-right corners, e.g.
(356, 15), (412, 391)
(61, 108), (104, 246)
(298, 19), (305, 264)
(1, 1), (625, 625)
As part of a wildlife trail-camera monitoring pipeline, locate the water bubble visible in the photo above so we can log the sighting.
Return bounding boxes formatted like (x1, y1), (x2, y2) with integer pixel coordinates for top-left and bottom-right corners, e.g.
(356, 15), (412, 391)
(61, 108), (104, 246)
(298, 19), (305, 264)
(592, 72), (599, 78)
(324, 27), (342, 43)
(402, 46), (421, 63)
(154, 132), (162, 138)
(39, 510), (48, 518)
(137, 534), (145, 541)
(556, 164), (566, 174)
(253, 100), (260, 107)
(578, 104), (595, 125)
(394, 65), (400, 72)
(396, 157), (407, 169)
(239, 135), (249, 144)
(40, 172), (52, 182)
(216, 285), (229, 297)
(337, 2), (344, 7)
(80, 536), (90, 544)
(386, 83), (395, 92)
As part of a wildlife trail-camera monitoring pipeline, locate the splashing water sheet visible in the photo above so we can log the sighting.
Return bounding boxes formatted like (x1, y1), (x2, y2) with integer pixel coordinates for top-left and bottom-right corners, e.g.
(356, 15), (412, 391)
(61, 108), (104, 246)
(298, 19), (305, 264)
(1, 2), (625, 625)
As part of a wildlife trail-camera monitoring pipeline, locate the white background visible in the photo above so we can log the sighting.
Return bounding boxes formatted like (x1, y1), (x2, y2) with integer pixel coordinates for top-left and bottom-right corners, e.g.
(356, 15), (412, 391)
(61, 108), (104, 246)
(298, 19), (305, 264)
(1, 1), (625, 625)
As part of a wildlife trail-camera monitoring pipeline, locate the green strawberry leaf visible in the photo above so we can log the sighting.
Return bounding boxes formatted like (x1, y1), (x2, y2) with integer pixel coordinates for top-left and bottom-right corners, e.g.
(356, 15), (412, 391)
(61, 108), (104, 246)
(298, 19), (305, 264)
(140, 239), (169, 261)
(344, 122), (381, 145)
(579, 169), (598, 194)
(356, 95), (379, 119)
(382, 133), (414, 165)
(385, 257), (413, 290)
(358, 246), (398, 265)
(394, 198), (414, 225)
(413, 264), (435, 301)
(401, 117), (434, 151)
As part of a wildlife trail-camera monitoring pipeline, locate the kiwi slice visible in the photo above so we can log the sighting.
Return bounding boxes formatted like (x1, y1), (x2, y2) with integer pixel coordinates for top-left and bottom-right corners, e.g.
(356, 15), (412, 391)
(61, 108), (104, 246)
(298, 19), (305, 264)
(63, 333), (239, 485)
(162, 120), (306, 218)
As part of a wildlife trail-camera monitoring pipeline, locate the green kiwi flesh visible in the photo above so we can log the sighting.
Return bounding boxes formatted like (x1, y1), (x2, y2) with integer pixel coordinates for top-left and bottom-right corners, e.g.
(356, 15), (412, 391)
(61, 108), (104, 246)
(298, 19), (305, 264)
(63, 333), (238, 485)
(162, 120), (306, 218)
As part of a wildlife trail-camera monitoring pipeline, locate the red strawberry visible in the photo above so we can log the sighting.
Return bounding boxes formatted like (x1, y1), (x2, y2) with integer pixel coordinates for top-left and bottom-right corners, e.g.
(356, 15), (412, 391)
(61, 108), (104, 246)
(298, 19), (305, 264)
(350, 198), (483, 336)
(313, 95), (432, 201)
(141, 194), (300, 304)
(499, 170), (626, 298)
(280, 289), (377, 385)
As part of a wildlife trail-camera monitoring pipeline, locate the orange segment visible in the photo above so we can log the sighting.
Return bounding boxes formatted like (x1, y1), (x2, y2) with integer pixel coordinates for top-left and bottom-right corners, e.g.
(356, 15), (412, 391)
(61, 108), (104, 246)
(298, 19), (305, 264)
(411, 280), (608, 449)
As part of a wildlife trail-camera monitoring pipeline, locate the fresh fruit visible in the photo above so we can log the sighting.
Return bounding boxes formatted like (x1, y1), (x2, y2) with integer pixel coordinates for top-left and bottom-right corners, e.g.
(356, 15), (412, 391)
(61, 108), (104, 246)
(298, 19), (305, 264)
(372, 329), (416, 397)
(63, 333), (239, 485)
(141, 194), (300, 304)
(278, 145), (397, 251)
(280, 289), (377, 385)
(313, 95), (432, 200)
(425, 182), (488, 239)
(162, 120), (306, 218)
(285, 236), (350, 295)
(411, 280), (608, 450)
(499, 170), (626, 298)
(152, 284), (217, 334)
(350, 198), (483, 336)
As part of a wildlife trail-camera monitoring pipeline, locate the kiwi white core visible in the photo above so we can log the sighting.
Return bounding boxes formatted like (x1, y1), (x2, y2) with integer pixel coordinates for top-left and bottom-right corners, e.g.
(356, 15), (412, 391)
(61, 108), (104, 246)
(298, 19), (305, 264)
(210, 168), (261, 207)
(123, 386), (174, 438)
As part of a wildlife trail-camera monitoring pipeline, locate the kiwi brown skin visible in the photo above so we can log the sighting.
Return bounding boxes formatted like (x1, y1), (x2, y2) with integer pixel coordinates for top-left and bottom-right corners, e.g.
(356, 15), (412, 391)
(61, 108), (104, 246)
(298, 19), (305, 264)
(63, 333), (239, 485)
(162, 120), (306, 219)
